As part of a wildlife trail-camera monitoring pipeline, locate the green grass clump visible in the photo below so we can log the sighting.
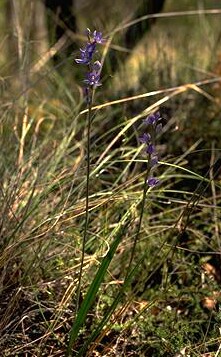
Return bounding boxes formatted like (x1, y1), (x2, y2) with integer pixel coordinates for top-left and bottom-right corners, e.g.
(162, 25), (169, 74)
(1, 1), (221, 356)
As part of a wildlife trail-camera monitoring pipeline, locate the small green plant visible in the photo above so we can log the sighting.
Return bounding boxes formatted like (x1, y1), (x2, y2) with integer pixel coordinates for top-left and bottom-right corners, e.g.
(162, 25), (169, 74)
(66, 25), (172, 355)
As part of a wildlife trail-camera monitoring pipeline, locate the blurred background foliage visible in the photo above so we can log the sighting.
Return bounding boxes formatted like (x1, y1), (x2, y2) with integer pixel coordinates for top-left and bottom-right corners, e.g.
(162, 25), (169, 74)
(1, 0), (221, 356)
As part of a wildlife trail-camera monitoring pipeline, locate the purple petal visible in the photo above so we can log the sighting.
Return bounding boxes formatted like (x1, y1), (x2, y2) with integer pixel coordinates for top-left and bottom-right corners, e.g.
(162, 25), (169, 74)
(93, 60), (102, 71)
(84, 70), (102, 87)
(139, 133), (151, 144)
(144, 112), (161, 125)
(146, 144), (155, 154)
(75, 58), (88, 64)
(147, 177), (160, 187)
(85, 42), (96, 55)
(93, 30), (105, 43)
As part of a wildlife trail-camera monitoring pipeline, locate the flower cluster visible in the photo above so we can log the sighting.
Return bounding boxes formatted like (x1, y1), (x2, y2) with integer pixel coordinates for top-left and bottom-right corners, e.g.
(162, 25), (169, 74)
(84, 61), (102, 87)
(139, 111), (162, 187)
(75, 29), (105, 90)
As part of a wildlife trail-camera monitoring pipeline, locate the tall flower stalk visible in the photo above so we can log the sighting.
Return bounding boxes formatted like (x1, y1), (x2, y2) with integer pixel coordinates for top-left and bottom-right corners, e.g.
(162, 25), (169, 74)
(75, 29), (104, 315)
(127, 111), (162, 274)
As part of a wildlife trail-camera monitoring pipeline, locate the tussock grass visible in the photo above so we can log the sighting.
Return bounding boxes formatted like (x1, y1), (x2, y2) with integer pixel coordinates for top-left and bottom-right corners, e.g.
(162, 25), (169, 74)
(1, 1), (221, 356)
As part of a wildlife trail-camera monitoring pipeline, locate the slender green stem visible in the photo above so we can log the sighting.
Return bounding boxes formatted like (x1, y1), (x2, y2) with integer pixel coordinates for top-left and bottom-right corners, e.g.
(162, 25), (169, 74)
(75, 89), (93, 317)
(126, 124), (156, 276)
